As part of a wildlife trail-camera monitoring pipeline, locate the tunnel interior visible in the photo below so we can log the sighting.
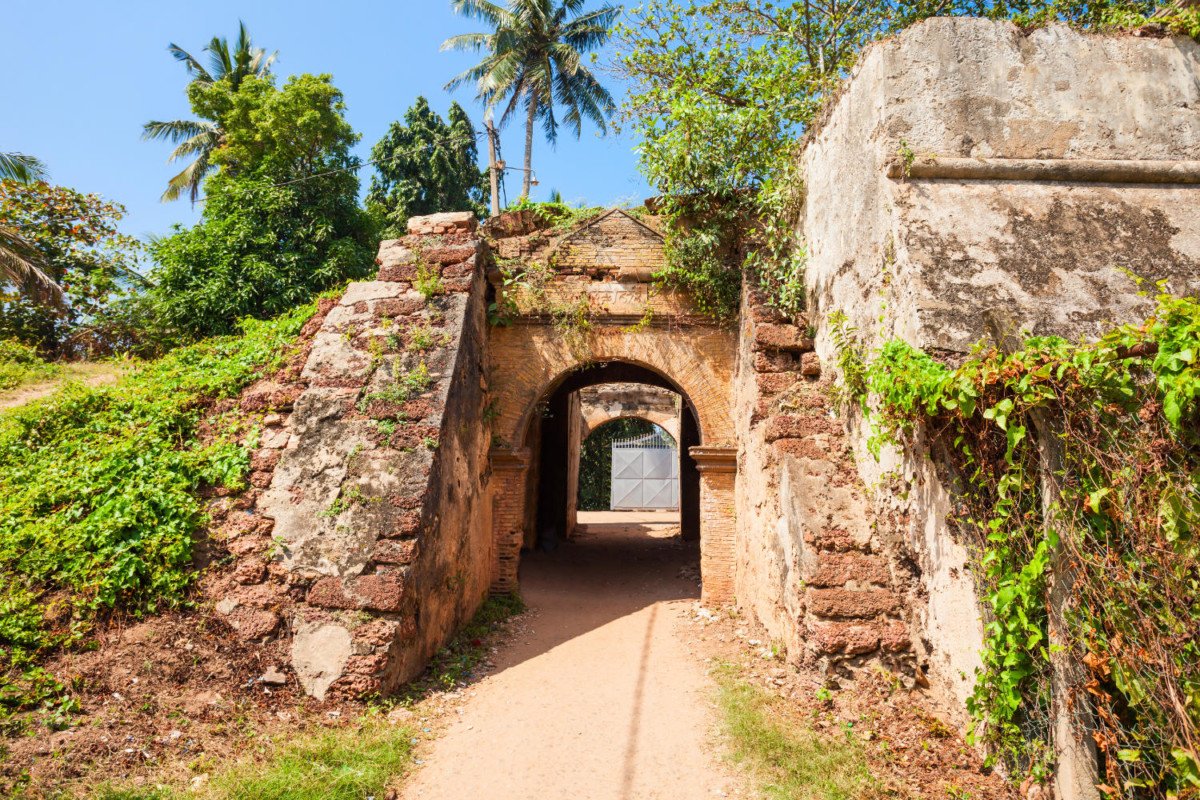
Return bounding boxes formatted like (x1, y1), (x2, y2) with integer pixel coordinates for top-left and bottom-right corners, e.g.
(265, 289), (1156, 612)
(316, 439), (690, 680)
(521, 361), (701, 550)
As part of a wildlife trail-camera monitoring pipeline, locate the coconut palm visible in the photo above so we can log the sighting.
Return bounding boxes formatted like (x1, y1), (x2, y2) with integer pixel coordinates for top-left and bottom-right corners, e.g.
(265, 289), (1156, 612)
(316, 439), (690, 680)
(442, 0), (619, 198)
(143, 21), (277, 203)
(0, 153), (61, 303)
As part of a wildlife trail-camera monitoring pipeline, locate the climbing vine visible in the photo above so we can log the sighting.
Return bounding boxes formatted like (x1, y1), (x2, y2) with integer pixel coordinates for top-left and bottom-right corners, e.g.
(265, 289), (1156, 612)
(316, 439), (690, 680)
(489, 257), (595, 362)
(839, 290), (1200, 797)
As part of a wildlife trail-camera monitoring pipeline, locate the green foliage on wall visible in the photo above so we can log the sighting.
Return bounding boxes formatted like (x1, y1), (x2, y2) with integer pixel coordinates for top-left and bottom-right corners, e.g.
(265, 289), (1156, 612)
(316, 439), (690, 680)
(0, 301), (316, 726)
(840, 290), (1200, 797)
(618, 1), (1200, 322)
(577, 418), (672, 511)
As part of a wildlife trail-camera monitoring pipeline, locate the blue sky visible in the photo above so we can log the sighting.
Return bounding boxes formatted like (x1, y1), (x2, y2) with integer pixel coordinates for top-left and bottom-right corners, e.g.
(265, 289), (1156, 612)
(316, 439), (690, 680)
(0, 0), (652, 243)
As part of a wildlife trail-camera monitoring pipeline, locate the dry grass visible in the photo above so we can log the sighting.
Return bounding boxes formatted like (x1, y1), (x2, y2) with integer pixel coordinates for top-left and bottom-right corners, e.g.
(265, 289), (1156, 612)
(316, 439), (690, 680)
(716, 665), (876, 800)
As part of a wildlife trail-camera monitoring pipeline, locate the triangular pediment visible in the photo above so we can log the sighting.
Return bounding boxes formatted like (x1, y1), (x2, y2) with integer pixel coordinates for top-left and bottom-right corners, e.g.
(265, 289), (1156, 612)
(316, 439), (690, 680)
(548, 208), (665, 272)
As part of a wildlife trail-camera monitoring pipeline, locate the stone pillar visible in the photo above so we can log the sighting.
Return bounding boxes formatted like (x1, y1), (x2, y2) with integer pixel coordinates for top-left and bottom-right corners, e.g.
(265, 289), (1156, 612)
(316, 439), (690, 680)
(690, 446), (737, 606)
(489, 447), (531, 594)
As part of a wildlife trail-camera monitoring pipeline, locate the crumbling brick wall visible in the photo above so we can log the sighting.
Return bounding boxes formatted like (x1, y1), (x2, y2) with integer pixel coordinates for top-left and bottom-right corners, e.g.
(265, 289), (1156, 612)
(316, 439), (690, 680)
(212, 212), (494, 701)
(733, 287), (911, 673)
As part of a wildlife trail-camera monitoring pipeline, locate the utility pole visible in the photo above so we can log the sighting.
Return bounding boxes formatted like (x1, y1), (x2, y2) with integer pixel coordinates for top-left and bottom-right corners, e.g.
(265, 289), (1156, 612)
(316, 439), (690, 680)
(485, 109), (500, 216)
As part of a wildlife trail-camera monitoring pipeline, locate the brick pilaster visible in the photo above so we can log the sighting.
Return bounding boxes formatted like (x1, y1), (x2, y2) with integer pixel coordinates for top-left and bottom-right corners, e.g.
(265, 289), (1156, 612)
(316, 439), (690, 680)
(489, 447), (531, 594)
(691, 446), (737, 606)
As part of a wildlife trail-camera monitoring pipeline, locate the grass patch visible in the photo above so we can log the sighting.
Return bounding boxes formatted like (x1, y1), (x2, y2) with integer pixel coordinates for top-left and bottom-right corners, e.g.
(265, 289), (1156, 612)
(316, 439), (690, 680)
(717, 666), (875, 800)
(93, 719), (415, 800)
(207, 720), (415, 800)
(0, 303), (317, 719)
(0, 339), (59, 392)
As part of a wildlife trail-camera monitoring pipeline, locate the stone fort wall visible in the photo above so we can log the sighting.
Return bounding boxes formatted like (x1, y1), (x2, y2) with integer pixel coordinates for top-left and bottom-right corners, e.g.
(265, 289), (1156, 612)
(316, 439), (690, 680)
(735, 17), (1200, 728)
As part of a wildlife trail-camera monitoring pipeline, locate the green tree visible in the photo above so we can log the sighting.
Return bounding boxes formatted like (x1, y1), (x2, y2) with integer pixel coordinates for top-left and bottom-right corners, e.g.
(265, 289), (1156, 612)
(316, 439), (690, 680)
(367, 97), (488, 237)
(0, 180), (144, 355)
(442, 0), (620, 198)
(142, 21), (277, 203)
(149, 73), (375, 339)
(618, 0), (1198, 321)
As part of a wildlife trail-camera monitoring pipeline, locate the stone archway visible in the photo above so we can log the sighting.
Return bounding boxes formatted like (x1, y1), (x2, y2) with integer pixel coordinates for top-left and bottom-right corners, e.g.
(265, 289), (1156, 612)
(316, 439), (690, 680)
(482, 208), (739, 606)
(567, 383), (683, 536)
(578, 382), (681, 442)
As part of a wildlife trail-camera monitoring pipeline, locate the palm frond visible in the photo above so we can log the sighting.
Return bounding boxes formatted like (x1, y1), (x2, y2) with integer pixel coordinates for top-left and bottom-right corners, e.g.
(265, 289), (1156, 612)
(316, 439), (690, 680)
(165, 128), (220, 163)
(141, 118), (214, 144)
(206, 35), (233, 81)
(160, 153), (211, 204)
(0, 152), (48, 183)
(167, 42), (213, 82)
(450, 0), (510, 26)
(440, 32), (492, 53)
(0, 227), (64, 306)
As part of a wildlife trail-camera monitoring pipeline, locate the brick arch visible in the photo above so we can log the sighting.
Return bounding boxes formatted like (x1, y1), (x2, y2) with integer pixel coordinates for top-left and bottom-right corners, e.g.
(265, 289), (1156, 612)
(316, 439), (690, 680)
(516, 359), (694, 450)
(487, 326), (738, 606)
(580, 411), (679, 442)
(489, 325), (737, 451)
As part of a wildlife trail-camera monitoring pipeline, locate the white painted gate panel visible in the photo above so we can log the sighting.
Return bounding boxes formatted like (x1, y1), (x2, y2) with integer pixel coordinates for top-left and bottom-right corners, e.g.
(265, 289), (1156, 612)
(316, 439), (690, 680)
(611, 432), (678, 510)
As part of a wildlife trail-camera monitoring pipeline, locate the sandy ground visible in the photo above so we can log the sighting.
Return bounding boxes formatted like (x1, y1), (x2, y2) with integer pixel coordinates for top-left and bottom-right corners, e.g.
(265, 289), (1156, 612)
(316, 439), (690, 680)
(0, 362), (123, 410)
(402, 511), (745, 800)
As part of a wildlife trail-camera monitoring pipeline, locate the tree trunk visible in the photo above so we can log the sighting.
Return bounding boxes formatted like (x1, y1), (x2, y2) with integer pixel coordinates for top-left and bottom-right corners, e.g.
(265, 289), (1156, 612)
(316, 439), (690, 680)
(522, 95), (536, 198)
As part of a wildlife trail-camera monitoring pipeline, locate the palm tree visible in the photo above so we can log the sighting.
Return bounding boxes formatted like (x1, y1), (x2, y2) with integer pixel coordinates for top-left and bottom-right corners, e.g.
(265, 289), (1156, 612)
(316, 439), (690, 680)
(0, 152), (61, 304)
(143, 21), (277, 203)
(442, 0), (619, 198)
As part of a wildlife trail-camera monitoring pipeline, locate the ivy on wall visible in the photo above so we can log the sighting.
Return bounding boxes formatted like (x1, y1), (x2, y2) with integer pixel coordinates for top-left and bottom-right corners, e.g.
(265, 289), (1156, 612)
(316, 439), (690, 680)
(838, 290), (1200, 797)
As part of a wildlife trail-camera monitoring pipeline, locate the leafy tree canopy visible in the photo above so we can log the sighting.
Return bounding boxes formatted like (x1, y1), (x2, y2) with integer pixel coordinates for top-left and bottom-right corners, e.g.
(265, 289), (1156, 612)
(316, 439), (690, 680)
(0, 180), (143, 356)
(367, 97), (487, 238)
(617, 0), (1200, 321)
(149, 73), (376, 339)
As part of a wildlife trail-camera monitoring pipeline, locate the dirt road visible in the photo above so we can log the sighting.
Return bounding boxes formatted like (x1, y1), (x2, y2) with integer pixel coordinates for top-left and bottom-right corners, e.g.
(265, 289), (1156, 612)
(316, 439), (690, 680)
(402, 512), (743, 800)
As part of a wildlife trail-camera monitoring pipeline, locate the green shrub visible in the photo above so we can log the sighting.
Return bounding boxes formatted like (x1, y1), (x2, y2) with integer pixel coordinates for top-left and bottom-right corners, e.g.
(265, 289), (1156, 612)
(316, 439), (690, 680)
(0, 303), (316, 715)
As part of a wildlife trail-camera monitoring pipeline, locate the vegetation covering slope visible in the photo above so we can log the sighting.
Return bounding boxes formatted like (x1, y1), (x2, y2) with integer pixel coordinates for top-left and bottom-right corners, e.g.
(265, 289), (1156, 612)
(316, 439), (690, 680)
(0, 302), (316, 724)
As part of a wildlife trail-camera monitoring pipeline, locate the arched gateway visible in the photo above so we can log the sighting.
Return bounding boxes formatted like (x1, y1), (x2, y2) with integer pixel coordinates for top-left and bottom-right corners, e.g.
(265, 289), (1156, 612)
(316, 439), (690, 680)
(484, 208), (738, 605)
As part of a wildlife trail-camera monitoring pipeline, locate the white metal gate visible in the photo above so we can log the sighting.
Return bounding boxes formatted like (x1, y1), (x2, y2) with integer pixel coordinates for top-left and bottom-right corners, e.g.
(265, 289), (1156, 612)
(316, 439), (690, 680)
(610, 431), (679, 510)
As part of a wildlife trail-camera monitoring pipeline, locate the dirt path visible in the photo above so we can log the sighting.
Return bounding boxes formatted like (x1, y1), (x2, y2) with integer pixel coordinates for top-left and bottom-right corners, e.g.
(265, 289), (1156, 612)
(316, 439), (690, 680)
(403, 512), (744, 800)
(0, 362), (122, 411)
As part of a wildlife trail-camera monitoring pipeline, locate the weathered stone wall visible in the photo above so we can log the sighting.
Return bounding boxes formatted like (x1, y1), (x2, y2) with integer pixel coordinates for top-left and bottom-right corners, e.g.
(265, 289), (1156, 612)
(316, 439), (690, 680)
(235, 212), (495, 700)
(733, 288), (910, 671)
(795, 18), (1200, 717)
